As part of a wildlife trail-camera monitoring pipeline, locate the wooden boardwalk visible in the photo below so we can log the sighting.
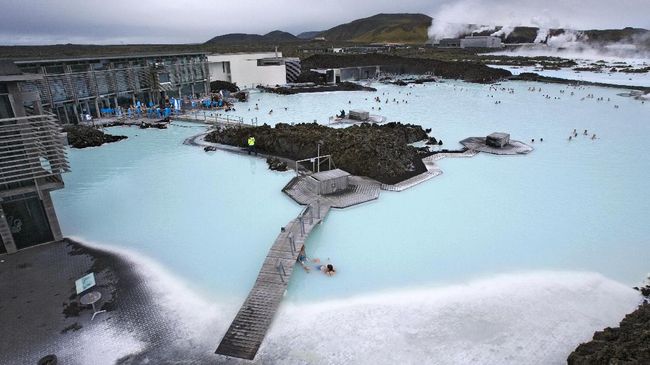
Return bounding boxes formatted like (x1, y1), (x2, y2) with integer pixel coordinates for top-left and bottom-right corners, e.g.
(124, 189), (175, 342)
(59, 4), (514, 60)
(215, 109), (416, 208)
(174, 110), (254, 128)
(215, 201), (331, 360)
(380, 150), (479, 192)
(283, 175), (380, 208)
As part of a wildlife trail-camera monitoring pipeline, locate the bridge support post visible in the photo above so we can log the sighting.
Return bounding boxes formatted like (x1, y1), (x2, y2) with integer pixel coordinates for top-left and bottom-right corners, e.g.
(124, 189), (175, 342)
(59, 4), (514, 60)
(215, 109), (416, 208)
(299, 216), (305, 236)
(276, 259), (286, 283)
(288, 232), (295, 253)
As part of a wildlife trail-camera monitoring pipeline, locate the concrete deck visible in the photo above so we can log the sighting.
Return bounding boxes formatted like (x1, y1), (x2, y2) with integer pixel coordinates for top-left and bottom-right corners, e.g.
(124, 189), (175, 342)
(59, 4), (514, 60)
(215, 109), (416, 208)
(380, 149), (479, 192)
(0, 240), (116, 365)
(283, 175), (381, 208)
(329, 114), (387, 125)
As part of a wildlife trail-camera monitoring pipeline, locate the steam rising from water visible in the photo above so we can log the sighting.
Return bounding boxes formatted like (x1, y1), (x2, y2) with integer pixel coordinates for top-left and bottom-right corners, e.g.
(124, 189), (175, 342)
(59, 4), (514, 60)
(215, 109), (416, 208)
(427, 0), (561, 41)
(70, 240), (642, 365)
(427, 0), (650, 61)
(262, 272), (641, 364)
(491, 25), (515, 39)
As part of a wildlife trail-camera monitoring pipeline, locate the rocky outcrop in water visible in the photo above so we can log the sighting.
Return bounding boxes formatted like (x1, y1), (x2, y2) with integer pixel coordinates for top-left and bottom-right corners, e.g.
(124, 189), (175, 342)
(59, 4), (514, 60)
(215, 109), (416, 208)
(512, 72), (650, 92)
(210, 80), (239, 93)
(266, 157), (288, 171)
(205, 122), (429, 184)
(568, 281), (650, 365)
(63, 125), (127, 148)
(258, 82), (376, 95)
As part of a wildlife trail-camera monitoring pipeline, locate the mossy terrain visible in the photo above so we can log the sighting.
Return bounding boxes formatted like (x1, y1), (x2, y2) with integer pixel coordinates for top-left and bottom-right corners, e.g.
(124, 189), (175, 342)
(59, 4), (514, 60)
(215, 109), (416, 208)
(319, 13), (432, 44)
(205, 122), (430, 184)
(63, 125), (127, 148)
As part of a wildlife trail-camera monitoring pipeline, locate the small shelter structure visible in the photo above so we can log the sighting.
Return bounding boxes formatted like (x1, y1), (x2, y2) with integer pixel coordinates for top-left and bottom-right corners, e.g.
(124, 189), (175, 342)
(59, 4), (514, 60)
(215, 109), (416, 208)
(306, 169), (350, 195)
(486, 132), (510, 148)
(349, 110), (369, 121)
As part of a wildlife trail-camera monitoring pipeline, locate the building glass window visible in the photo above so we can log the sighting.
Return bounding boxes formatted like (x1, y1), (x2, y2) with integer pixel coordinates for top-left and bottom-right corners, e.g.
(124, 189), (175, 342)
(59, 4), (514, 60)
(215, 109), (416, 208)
(45, 65), (65, 74)
(158, 73), (170, 83)
(0, 93), (14, 119)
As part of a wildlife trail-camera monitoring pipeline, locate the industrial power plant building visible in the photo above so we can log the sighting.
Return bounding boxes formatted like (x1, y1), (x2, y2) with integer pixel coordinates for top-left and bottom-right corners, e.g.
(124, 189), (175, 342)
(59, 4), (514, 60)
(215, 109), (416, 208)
(436, 36), (503, 48)
(460, 36), (503, 48)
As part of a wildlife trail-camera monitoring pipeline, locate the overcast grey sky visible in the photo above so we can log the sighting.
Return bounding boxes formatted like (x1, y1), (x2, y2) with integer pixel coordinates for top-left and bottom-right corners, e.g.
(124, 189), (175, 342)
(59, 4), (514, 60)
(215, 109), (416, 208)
(1, 0), (649, 45)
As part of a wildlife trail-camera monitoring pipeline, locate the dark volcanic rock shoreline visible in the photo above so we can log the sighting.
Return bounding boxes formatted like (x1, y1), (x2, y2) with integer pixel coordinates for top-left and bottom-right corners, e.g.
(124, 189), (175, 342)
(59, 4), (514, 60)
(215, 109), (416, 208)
(205, 122), (430, 184)
(511, 72), (650, 92)
(568, 281), (650, 364)
(259, 81), (376, 94)
(301, 54), (512, 84)
(63, 125), (127, 148)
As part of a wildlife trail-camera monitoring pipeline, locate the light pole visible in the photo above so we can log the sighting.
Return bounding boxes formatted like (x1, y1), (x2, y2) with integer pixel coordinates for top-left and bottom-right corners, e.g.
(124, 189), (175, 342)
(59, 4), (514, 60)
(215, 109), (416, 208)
(317, 140), (323, 172)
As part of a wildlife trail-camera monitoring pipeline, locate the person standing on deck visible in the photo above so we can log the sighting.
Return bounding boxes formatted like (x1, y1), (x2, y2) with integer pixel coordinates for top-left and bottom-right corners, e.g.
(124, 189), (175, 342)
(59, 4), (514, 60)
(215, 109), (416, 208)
(247, 136), (257, 156)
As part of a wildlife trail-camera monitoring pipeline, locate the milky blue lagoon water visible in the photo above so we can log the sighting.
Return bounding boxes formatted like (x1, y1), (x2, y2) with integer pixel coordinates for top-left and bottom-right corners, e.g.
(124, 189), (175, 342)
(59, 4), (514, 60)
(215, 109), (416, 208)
(52, 80), (650, 364)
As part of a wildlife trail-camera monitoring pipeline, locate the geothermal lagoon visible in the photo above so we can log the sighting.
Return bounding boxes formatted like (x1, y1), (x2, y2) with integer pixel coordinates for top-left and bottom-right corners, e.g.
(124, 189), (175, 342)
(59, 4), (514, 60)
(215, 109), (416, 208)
(53, 80), (649, 363)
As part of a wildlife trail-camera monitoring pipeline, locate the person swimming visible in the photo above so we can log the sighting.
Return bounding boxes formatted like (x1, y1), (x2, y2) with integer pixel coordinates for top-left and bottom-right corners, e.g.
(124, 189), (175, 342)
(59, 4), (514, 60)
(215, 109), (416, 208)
(316, 263), (336, 276)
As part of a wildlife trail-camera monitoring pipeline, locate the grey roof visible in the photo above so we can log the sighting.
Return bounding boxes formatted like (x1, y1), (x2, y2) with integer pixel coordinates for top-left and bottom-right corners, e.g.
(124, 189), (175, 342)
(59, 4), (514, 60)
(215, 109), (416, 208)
(311, 168), (350, 181)
(0, 60), (22, 76)
(13, 52), (207, 65)
(488, 132), (510, 138)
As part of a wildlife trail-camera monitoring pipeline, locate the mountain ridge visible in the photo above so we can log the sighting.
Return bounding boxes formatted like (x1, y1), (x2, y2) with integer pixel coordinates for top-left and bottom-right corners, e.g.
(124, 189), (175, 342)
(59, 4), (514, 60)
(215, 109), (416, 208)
(203, 13), (649, 45)
(205, 30), (298, 44)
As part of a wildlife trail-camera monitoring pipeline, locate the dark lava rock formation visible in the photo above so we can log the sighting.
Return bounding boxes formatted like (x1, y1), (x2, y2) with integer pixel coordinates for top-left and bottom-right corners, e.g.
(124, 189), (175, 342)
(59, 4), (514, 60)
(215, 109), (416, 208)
(63, 125), (127, 148)
(301, 54), (512, 84)
(512, 72), (650, 92)
(259, 81), (376, 95)
(210, 80), (239, 93)
(205, 122), (429, 184)
(266, 157), (288, 171)
(568, 282), (650, 364)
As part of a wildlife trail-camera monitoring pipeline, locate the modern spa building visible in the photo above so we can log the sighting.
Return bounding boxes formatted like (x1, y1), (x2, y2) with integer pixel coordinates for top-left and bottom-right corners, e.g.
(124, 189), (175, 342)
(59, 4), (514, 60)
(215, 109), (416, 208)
(312, 66), (381, 84)
(284, 58), (301, 83)
(13, 53), (210, 124)
(207, 52), (297, 88)
(0, 61), (69, 254)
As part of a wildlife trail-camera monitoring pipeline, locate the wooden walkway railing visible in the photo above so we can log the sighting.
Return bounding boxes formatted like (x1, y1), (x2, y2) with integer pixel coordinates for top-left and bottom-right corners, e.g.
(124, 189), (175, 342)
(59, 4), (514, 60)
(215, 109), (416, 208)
(176, 110), (257, 128)
(215, 200), (331, 360)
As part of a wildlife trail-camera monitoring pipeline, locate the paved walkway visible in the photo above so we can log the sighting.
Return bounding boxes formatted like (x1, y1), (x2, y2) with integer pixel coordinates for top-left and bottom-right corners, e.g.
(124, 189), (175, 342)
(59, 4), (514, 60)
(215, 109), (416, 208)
(0, 240), (115, 364)
(381, 149), (479, 192)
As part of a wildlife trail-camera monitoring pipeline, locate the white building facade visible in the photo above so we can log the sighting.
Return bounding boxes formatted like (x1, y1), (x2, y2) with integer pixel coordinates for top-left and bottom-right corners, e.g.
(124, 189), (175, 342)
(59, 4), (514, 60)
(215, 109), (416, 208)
(207, 52), (287, 89)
